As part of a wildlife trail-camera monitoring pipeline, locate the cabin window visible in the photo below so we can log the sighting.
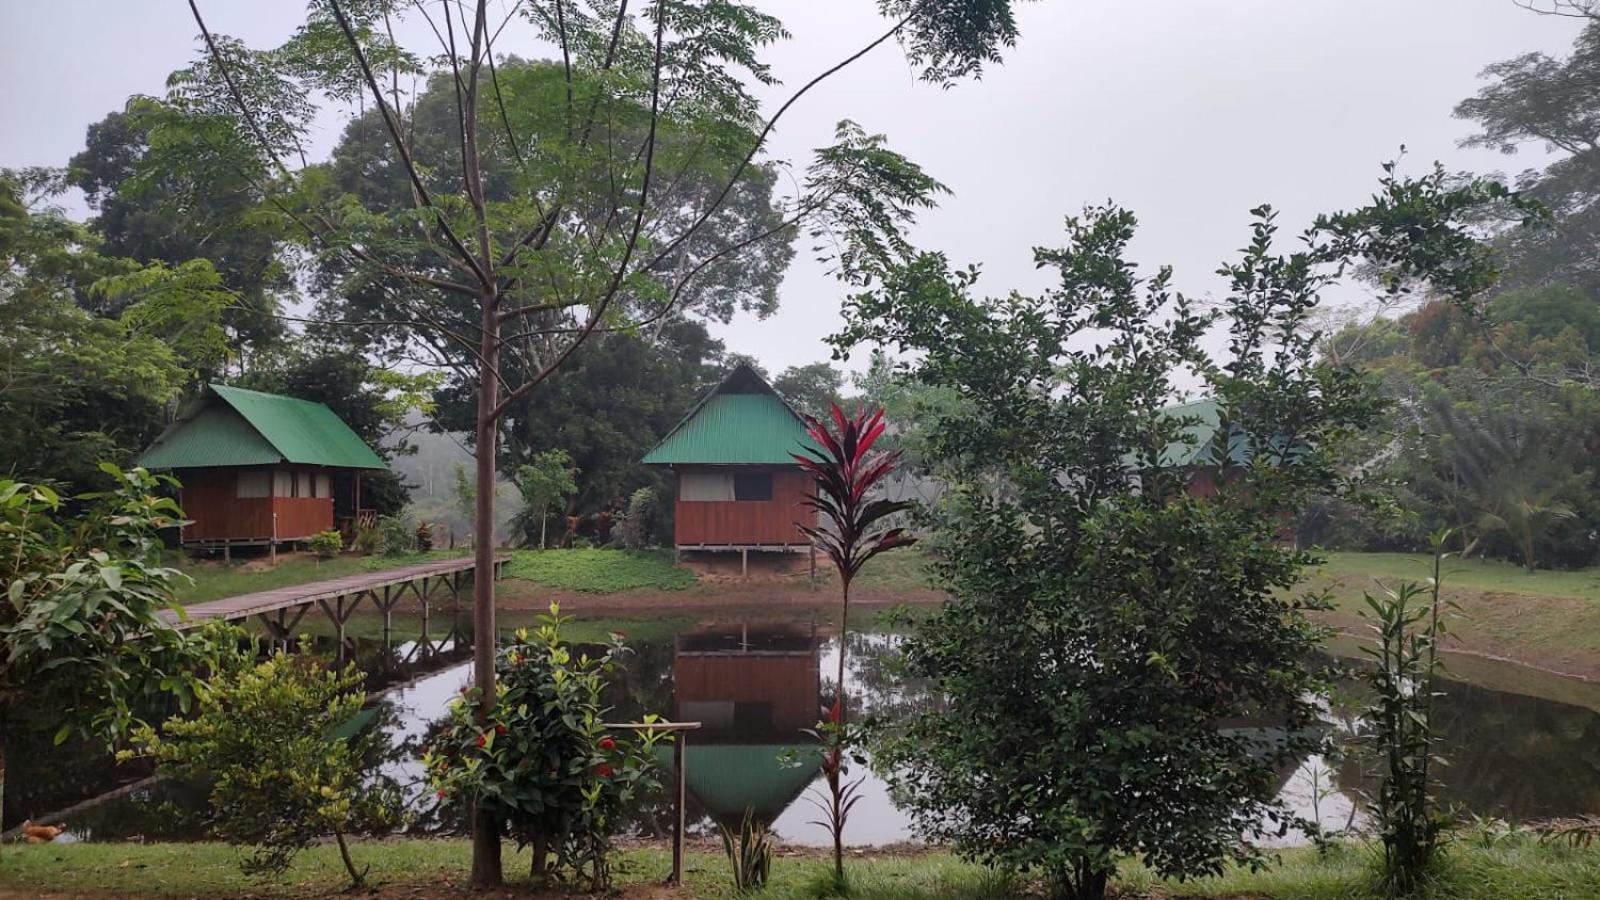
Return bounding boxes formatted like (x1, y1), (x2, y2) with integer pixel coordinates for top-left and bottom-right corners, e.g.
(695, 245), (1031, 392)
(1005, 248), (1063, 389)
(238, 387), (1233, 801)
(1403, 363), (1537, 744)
(273, 470), (293, 497)
(236, 470), (270, 499)
(733, 473), (773, 501)
(296, 472), (313, 498)
(679, 472), (734, 502)
(315, 473), (331, 498)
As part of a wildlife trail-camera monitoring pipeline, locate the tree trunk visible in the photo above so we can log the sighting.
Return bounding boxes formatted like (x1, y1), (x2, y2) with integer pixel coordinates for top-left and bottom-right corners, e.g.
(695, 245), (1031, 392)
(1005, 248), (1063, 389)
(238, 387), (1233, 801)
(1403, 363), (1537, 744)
(468, 284), (503, 888)
(540, 513), (547, 550)
(334, 831), (366, 888)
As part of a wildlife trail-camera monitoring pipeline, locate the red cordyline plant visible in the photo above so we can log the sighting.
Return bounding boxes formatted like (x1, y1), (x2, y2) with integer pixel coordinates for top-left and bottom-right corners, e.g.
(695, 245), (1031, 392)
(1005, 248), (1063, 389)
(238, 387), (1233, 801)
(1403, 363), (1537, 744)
(793, 403), (916, 882)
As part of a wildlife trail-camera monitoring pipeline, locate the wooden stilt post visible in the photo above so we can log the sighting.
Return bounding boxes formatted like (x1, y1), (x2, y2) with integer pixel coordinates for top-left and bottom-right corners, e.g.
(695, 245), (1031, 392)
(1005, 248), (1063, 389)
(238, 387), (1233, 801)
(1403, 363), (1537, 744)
(419, 579), (433, 658)
(380, 585), (394, 647)
(270, 513), (278, 566)
(672, 735), (686, 884)
(741, 547), (748, 578)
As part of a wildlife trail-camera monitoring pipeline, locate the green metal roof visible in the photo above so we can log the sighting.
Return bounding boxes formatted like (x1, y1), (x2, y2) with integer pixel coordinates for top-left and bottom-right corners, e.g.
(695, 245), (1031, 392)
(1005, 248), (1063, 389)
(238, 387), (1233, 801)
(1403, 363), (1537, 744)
(1159, 399), (1226, 467)
(641, 364), (816, 466)
(138, 384), (388, 471)
(1158, 399), (1277, 468)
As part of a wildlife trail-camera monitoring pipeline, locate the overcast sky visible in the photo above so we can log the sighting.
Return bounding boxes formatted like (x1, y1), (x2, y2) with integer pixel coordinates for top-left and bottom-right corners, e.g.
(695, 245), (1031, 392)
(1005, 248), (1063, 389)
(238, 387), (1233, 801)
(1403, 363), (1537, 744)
(0, 1), (1585, 382)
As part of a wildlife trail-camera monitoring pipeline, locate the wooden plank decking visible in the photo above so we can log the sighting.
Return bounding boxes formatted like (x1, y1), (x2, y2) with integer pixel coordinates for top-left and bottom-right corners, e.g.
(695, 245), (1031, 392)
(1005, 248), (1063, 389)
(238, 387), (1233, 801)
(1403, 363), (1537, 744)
(163, 555), (508, 629)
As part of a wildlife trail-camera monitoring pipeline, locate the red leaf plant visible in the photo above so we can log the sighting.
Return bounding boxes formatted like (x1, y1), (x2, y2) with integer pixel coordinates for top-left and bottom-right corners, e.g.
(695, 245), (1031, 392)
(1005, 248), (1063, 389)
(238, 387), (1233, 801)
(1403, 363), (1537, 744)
(793, 403), (916, 882)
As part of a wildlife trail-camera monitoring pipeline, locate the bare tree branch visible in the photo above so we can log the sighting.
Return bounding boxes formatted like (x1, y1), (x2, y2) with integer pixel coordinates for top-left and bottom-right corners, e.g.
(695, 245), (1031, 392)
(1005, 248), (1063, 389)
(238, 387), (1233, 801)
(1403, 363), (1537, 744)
(326, 0), (492, 288)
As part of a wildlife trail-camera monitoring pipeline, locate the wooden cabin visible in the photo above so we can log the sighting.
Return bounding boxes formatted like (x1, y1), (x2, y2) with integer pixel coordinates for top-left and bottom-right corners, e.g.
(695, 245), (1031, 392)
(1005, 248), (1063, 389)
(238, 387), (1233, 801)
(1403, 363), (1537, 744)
(641, 364), (818, 562)
(1160, 399), (1242, 498)
(137, 384), (389, 551)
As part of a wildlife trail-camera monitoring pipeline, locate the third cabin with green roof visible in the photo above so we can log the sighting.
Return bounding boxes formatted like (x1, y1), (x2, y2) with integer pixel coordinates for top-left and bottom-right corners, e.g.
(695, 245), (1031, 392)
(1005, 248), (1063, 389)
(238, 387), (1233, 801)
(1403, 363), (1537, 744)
(642, 363), (819, 557)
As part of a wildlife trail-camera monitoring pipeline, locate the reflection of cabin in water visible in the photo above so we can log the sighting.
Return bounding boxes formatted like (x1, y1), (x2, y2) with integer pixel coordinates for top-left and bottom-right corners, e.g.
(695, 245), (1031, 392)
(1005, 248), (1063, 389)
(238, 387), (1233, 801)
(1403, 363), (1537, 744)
(670, 624), (824, 827)
(641, 365), (818, 569)
(137, 384), (389, 552)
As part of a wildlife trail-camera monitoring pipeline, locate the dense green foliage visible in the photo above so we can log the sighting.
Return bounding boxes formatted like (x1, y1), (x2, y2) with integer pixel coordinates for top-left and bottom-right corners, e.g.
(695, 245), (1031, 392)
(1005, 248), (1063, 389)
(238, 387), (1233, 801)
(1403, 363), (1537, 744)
(842, 165), (1509, 898)
(68, 99), (288, 359)
(0, 175), (231, 491)
(425, 607), (666, 889)
(0, 466), (218, 839)
(124, 646), (402, 887)
(1309, 284), (1600, 570)
(510, 450), (580, 549)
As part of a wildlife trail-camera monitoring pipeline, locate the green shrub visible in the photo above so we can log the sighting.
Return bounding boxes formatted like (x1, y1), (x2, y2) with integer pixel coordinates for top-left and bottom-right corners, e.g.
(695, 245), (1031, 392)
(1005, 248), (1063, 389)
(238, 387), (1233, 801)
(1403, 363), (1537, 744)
(425, 604), (667, 889)
(123, 644), (402, 887)
(616, 487), (658, 550)
(307, 530), (343, 559)
(352, 526), (382, 556)
(377, 515), (415, 557)
(1357, 535), (1454, 894)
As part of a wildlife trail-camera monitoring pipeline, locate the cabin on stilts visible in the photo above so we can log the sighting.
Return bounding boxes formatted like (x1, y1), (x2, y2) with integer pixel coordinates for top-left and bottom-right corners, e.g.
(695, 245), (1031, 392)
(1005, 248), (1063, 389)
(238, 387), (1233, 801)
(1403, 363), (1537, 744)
(137, 384), (389, 554)
(641, 363), (818, 573)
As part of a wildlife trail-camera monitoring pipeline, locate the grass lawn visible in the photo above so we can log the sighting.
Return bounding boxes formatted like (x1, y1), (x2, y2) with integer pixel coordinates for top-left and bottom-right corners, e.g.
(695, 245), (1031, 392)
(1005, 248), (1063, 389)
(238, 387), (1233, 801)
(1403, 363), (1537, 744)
(173, 549), (469, 604)
(1316, 551), (1600, 600)
(505, 548), (697, 593)
(852, 547), (937, 593)
(7, 837), (1600, 898)
(1304, 551), (1600, 680)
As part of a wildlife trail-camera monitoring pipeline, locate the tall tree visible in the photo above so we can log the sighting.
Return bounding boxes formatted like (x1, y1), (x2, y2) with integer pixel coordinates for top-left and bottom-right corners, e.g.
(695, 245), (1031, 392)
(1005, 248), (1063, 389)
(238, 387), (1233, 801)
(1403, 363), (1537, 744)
(68, 99), (288, 367)
(173, 0), (1026, 884)
(1455, 15), (1600, 296)
(436, 318), (723, 516)
(772, 361), (845, 418)
(0, 172), (230, 491)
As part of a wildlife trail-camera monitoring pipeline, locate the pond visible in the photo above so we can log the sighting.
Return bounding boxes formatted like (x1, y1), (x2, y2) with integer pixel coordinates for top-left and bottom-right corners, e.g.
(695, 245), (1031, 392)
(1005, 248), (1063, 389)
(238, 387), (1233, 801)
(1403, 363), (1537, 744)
(15, 608), (1600, 847)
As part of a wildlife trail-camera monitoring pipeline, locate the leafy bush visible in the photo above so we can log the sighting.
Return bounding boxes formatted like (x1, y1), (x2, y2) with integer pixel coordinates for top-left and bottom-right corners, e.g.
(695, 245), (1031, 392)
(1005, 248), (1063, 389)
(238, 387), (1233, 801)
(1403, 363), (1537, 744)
(424, 604), (667, 889)
(307, 530), (343, 559)
(377, 515), (415, 557)
(414, 521), (434, 552)
(123, 644), (402, 887)
(351, 526), (383, 556)
(0, 464), (217, 831)
(842, 167), (1510, 898)
(615, 487), (658, 550)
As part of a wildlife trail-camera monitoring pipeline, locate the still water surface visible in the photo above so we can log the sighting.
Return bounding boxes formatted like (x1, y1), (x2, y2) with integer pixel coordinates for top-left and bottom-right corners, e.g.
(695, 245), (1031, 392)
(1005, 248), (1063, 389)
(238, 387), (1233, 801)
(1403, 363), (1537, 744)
(19, 611), (1600, 847)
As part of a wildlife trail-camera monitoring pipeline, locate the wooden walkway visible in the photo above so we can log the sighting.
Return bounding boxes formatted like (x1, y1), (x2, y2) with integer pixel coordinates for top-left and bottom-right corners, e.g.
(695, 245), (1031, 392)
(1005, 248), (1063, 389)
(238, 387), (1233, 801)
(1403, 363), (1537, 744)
(165, 556), (509, 648)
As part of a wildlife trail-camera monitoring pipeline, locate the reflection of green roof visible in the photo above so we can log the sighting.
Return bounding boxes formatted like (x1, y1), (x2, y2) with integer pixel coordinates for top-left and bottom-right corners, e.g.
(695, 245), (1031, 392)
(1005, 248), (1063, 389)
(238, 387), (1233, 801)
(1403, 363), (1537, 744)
(139, 384), (388, 470)
(642, 365), (816, 466)
(657, 743), (821, 822)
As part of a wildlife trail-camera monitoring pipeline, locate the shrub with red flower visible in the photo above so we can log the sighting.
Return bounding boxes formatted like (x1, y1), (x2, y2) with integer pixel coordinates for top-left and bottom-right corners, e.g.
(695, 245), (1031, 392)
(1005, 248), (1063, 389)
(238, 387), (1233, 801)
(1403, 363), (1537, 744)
(421, 603), (670, 890)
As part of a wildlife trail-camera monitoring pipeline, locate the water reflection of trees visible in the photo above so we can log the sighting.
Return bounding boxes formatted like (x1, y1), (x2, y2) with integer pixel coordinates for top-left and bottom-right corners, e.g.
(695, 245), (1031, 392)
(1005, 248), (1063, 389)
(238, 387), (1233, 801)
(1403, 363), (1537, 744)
(1336, 674), (1600, 821)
